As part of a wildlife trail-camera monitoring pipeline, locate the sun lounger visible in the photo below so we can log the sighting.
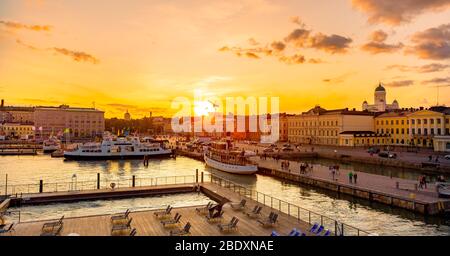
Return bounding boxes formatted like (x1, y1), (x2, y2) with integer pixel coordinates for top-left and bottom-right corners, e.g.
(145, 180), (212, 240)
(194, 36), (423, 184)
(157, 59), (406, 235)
(154, 206), (173, 219)
(195, 202), (215, 215)
(0, 223), (14, 234)
(322, 230), (331, 236)
(161, 213), (182, 227)
(309, 223), (319, 233)
(270, 231), (280, 236)
(111, 209), (131, 222)
(40, 224), (63, 236)
(313, 225), (324, 235)
(218, 217), (239, 232)
(206, 210), (224, 222)
(129, 228), (137, 236)
(170, 222), (191, 236)
(42, 216), (64, 231)
(230, 199), (246, 211)
(111, 218), (133, 234)
(246, 206), (262, 218)
(258, 213), (278, 227)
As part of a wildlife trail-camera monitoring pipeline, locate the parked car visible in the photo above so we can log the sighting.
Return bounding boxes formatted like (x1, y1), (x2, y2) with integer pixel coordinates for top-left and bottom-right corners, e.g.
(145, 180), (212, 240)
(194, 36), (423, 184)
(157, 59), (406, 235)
(282, 147), (294, 152)
(367, 147), (380, 154)
(378, 151), (397, 159)
(263, 148), (274, 153)
(445, 155), (450, 160)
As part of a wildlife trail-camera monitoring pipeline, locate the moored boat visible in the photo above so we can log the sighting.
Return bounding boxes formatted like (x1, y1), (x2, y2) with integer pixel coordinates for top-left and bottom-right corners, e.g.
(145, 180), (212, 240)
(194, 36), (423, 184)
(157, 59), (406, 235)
(64, 136), (172, 160)
(43, 136), (61, 153)
(204, 141), (258, 175)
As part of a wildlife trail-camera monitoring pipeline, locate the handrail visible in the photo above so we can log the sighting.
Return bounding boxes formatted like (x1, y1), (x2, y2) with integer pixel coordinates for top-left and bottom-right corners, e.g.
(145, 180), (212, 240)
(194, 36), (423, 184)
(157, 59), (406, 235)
(0, 175), (197, 195)
(208, 173), (371, 236)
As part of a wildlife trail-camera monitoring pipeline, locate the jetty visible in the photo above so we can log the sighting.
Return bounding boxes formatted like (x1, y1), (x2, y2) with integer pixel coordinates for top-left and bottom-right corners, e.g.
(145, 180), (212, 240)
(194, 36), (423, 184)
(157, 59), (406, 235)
(0, 173), (369, 236)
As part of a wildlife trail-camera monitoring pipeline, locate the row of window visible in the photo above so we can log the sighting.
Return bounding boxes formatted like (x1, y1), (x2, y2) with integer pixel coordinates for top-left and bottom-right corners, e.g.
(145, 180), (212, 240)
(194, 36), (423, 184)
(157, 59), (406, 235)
(376, 118), (450, 126)
(139, 148), (160, 152)
(289, 120), (339, 127)
(288, 129), (339, 136)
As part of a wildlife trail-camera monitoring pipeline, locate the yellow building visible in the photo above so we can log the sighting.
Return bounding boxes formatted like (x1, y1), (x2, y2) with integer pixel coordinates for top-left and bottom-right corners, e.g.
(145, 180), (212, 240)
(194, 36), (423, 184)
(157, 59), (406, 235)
(375, 111), (412, 146)
(374, 106), (450, 150)
(408, 106), (450, 148)
(288, 106), (374, 145)
(0, 122), (35, 139)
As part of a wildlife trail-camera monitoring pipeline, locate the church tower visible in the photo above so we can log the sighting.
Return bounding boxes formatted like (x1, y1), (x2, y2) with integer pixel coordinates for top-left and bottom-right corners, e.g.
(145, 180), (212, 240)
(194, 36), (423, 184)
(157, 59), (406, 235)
(374, 83), (386, 112)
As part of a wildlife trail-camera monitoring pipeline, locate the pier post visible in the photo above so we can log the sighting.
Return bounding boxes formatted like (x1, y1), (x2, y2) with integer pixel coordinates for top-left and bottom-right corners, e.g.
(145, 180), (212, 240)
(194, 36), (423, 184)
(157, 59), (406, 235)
(201, 172), (204, 183)
(4, 174), (7, 197)
(97, 173), (100, 189)
(39, 180), (43, 193)
(196, 169), (198, 183)
(132, 175), (136, 187)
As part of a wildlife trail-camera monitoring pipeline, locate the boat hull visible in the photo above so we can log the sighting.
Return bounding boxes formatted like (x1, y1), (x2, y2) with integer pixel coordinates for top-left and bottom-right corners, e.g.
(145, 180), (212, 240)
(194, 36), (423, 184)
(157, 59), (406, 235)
(204, 154), (258, 175)
(64, 151), (173, 160)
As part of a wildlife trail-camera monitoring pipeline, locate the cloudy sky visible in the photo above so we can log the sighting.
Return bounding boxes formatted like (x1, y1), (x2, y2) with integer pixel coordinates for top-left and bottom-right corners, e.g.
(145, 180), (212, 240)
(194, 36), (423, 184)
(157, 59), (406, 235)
(0, 0), (449, 118)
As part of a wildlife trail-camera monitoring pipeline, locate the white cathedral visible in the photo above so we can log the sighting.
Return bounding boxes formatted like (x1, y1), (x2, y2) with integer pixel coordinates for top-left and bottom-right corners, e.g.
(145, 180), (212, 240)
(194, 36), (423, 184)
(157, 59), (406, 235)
(362, 83), (399, 112)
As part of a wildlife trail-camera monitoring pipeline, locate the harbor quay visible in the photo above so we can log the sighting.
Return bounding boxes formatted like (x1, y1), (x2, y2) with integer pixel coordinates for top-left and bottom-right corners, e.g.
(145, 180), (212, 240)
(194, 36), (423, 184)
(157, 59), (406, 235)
(0, 173), (369, 236)
(234, 142), (450, 173)
(175, 148), (450, 215)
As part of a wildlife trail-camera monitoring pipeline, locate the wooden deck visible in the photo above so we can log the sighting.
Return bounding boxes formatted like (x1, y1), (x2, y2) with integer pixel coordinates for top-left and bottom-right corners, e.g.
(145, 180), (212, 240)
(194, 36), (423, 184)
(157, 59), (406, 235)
(2, 182), (316, 236)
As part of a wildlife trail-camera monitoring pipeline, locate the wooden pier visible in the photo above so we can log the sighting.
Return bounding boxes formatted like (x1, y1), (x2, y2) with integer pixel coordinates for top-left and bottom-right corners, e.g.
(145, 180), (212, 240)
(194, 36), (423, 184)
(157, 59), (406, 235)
(1, 181), (337, 236)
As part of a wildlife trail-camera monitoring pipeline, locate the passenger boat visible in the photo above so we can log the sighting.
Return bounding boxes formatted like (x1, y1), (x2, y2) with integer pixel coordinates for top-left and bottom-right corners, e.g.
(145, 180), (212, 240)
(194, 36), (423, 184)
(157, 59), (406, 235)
(42, 136), (61, 153)
(63, 136), (172, 160)
(204, 141), (258, 175)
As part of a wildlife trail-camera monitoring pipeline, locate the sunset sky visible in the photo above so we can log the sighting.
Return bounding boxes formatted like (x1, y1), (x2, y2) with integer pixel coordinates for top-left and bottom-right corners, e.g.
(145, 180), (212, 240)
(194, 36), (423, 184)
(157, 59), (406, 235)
(0, 0), (449, 118)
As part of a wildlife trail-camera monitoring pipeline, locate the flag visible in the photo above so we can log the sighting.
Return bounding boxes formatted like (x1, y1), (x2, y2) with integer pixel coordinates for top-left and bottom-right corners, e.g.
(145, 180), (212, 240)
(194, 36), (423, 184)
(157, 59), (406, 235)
(64, 128), (70, 133)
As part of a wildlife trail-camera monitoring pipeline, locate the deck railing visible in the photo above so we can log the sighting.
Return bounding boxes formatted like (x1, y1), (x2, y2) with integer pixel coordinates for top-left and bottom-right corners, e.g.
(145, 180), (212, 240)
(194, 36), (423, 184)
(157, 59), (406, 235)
(0, 175), (197, 196)
(208, 173), (371, 236)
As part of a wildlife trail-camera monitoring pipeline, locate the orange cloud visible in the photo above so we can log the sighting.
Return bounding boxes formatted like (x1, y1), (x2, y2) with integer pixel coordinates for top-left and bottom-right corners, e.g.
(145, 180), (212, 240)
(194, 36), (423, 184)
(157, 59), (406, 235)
(308, 33), (352, 54)
(405, 23), (450, 60)
(351, 0), (450, 25)
(278, 54), (305, 64)
(53, 48), (100, 64)
(385, 80), (414, 87)
(386, 63), (450, 73)
(361, 30), (403, 54)
(0, 20), (51, 31)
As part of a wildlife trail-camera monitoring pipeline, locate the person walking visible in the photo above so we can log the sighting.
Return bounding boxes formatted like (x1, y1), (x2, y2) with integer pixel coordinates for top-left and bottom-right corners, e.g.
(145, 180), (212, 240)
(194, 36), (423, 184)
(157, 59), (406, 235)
(348, 171), (353, 184)
(353, 172), (358, 184)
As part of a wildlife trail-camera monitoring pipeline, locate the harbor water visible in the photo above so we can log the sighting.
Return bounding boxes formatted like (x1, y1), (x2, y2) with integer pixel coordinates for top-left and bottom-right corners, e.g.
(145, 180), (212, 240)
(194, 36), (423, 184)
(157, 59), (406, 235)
(0, 154), (449, 235)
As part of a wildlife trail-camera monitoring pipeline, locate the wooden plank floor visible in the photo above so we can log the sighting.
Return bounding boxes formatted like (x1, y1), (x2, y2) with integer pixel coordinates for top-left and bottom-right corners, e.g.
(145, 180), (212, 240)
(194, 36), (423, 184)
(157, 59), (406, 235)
(3, 183), (317, 236)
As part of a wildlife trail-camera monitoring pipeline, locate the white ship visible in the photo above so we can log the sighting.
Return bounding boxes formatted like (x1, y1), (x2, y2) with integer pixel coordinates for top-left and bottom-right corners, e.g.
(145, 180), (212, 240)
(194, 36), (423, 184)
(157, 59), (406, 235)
(64, 136), (172, 160)
(43, 136), (61, 153)
(204, 141), (258, 175)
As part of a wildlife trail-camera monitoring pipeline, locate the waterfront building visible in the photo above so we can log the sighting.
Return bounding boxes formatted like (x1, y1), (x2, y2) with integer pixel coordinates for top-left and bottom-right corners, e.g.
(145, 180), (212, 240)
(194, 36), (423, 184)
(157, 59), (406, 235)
(0, 122), (35, 139)
(0, 100), (34, 123)
(287, 106), (374, 145)
(373, 106), (450, 151)
(279, 113), (290, 142)
(408, 106), (450, 149)
(34, 105), (105, 139)
(374, 110), (413, 146)
(338, 131), (389, 147)
(362, 83), (399, 112)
